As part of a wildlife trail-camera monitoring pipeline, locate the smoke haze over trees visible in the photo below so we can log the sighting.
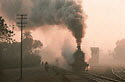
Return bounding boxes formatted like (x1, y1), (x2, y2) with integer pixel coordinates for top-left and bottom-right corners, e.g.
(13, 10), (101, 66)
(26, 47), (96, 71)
(0, 0), (86, 46)
(0, 0), (87, 69)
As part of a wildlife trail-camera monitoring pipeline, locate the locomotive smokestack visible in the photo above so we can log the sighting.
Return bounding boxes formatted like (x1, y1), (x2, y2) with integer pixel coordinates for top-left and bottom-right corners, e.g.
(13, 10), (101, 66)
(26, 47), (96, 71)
(77, 42), (81, 51)
(77, 45), (81, 51)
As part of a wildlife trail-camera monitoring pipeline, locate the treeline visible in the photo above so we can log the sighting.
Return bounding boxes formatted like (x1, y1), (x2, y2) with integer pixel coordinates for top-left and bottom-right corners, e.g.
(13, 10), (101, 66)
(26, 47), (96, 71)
(0, 17), (43, 69)
(113, 39), (125, 62)
(0, 41), (42, 68)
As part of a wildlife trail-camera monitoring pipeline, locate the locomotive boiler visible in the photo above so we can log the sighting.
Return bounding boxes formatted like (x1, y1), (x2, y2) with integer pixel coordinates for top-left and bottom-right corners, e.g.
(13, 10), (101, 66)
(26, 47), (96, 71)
(72, 46), (89, 72)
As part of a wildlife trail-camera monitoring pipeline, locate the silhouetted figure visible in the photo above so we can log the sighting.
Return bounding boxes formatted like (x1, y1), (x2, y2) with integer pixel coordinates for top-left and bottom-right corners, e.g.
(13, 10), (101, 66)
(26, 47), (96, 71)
(42, 61), (44, 66)
(45, 61), (49, 72)
(56, 58), (59, 66)
(41, 61), (44, 71)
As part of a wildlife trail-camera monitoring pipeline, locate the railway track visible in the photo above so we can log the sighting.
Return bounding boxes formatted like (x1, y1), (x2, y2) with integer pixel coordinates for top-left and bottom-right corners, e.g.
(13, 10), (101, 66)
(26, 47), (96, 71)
(57, 69), (95, 82)
(55, 67), (120, 82)
(80, 72), (120, 82)
(112, 66), (125, 81)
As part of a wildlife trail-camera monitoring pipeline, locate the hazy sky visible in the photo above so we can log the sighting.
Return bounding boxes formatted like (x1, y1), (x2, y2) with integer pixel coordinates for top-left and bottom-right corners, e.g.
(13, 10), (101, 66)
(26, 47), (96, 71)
(83, 0), (125, 52)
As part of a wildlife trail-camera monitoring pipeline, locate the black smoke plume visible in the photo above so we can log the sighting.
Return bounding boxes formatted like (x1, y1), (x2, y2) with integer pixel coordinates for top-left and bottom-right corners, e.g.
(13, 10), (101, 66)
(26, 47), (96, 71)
(0, 0), (86, 46)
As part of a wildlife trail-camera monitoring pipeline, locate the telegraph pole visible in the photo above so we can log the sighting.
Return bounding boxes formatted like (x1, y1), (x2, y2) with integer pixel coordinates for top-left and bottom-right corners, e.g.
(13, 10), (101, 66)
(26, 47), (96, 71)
(17, 14), (27, 80)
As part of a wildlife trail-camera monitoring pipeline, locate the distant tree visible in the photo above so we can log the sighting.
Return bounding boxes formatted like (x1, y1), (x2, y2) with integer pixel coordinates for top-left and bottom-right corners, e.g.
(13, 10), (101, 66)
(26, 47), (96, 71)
(23, 32), (33, 54)
(0, 16), (15, 43)
(23, 31), (32, 39)
(33, 40), (43, 49)
(23, 31), (43, 54)
(114, 39), (125, 61)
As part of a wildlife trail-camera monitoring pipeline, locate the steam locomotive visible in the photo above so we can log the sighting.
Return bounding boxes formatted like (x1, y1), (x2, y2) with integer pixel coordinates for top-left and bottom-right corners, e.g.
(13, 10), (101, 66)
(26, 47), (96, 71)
(72, 46), (89, 72)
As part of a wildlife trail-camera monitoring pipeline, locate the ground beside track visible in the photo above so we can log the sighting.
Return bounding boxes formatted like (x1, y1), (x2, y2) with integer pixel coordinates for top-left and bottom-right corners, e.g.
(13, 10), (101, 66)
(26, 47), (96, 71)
(0, 66), (91, 82)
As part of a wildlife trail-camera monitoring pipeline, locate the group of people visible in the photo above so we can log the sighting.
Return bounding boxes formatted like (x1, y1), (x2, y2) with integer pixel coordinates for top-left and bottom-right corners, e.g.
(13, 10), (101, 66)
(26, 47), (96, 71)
(41, 61), (49, 72)
(41, 60), (59, 72)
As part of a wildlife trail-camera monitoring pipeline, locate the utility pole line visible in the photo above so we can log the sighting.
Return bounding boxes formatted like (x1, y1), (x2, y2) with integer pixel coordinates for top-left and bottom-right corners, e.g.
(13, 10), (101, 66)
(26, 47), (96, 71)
(16, 14), (27, 80)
